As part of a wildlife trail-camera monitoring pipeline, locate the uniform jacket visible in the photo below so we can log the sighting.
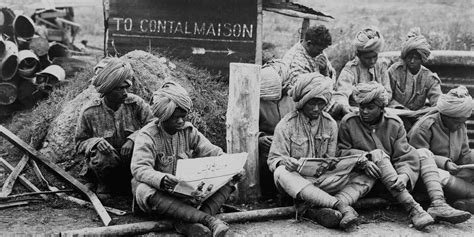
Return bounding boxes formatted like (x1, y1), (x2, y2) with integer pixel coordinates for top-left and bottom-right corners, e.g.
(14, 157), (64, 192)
(338, 111), (420, 189)
(75, 93), (154, 157)
(408, 112), (474, 168)
(388, 61), (442, 110)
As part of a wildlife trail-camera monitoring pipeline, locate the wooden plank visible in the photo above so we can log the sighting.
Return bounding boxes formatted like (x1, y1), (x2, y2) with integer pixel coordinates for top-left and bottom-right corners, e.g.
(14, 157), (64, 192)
(255, 0), (262, 65)
(0, 189), (74, 200)
(61, 206), (296, 236)
(0, 125), (111, 226)
(226, 63), (261, 202)
(0, 200), (30, 209)
(264, 8), (330, 21)
(0, 155), (29, 197)
(0, 158), (48, 200)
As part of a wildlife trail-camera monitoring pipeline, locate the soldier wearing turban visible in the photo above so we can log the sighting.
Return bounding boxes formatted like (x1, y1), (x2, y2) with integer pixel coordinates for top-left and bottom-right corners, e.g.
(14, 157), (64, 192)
(409, 86), (474, 214)
(76, 58), (154, 200)
(131, 81), (237, 237)
(388, 27), (442, 112)
(268, 73), (374, 230)
(333, 28), (391, 119)
(338, 82), (470, 230)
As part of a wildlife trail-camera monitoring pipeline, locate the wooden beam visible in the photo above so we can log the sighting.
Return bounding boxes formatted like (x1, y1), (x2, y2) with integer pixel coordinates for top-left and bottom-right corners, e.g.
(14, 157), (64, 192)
(0, 125), (111, 226)
(227, 63), (261, 202)
(255, 0), (263, 65)
(0, 189), (74, 200)
(264, 8), (330, 22)
(61, 206), (296, 236)
(0, 200), (30, 209)
(0, 155), (29, 197)
(0, 157), (48, 200)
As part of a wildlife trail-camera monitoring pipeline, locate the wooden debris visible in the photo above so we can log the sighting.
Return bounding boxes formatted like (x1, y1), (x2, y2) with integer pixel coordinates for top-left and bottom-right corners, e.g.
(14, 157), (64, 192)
(0, 189), (74, 200)
(0, 155), (29, 197)
(0, 200), (30, 209)
(0, 125), (111, 226)
(61, 206), (296, 236)
(0, 157), (48, 200)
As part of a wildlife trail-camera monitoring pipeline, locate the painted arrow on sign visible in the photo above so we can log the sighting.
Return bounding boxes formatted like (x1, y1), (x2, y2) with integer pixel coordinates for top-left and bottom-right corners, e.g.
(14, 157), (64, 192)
(191, 47), (237, 56)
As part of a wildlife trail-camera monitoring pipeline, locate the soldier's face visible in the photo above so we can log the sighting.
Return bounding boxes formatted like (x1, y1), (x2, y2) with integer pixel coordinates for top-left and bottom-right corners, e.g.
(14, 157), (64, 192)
(358, 51), (378, 68)
(405, 50), (422, 74)
(302, 98), (326, 120)
(440, 114), (469, 132)
(105, 81), (129, 104)
(162, 108), (187, 134)
(359, 102), (383, 124)
(306, 41), (326, 57)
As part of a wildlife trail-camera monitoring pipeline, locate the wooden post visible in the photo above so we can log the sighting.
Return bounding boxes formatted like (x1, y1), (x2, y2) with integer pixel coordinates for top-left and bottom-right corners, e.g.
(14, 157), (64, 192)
(300, 18), (310, 41)
(255, 0), (263, 65)
(227, 63), (261, 202)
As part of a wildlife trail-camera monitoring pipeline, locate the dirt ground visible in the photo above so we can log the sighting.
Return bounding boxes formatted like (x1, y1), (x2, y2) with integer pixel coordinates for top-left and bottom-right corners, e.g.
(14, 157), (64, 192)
(1, 196), (473, 236)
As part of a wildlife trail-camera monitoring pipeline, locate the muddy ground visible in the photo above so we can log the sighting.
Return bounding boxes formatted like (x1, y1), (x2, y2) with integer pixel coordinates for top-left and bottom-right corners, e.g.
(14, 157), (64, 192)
(1, 195), (473, 236)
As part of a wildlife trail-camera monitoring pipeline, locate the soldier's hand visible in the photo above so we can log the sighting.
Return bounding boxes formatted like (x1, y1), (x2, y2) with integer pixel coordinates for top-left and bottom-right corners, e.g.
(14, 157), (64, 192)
(96, 139), (115, 154)
(121, 139), (134, 157)
(316, 54), (328, 76)
(446, 161), (460, 175)
(161, 175), (179, 190)
(364, 161), (381, 179)
(284, 157), (300, 172)
(258, 136), (273, 150)
(390, 174), (409, 192)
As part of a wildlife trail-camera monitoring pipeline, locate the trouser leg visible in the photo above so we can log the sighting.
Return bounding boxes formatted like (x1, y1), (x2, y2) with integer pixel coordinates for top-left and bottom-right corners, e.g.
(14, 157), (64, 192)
(335, 173), (375, 205)
(199, 184), (235, 215)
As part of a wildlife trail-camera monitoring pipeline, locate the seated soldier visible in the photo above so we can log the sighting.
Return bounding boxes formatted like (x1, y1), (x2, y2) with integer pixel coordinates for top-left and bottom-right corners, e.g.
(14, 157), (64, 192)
(388, 27), (441, 111)
(75, 58), (154, 199)
(131, 81), (237, 237)
(338, 82), (470, 230)
(333, 27), (391, 118)
(268, 73), (374, 230)
(259, 59), (294, 198)
(408, 86), (474, 213)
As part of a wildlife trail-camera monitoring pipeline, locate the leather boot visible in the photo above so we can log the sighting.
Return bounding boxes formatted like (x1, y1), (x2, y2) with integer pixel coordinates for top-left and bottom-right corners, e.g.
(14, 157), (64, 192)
(174, 221), (211, 237)
(202, 216), (229, 237)
(96, 181), (112, 201)
(334, 201), (359, 229)
(303, 207), (342, 228)
(453, 198), (474, 214)
(427, 200), (471, 224)
(407, 203), (435, 230)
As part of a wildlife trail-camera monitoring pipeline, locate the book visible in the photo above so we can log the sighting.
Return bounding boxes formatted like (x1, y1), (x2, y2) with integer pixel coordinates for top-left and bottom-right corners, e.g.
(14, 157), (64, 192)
(172, 153), (247, 201)
(297, 154), (362, 177)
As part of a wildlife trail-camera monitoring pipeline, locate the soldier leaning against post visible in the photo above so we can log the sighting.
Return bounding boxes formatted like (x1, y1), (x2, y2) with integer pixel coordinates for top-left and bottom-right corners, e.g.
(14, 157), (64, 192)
(267, 73), (374, 230)
(131, 81), (242, 237)
(408, 86), (474, 214)
(332, 27), (391, 119)
(338, 82), (470, 230)
(75, 58), (154, 200)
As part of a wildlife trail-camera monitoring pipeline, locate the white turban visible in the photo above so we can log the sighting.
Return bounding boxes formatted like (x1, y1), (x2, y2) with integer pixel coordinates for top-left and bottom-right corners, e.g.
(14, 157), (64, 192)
(354, 28), (384, 53)
(352, 81), (389, 107)
(289, 72), (333, 109)
(151, 81), (193, 122)
(401, 27), (431, 63)
(92, 58), (133, 94)
(437, 86), (473, 118)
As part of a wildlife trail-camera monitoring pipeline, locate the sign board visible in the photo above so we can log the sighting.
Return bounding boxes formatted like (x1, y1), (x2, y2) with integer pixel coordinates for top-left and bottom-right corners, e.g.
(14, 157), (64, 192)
(104, 0), (259, 71)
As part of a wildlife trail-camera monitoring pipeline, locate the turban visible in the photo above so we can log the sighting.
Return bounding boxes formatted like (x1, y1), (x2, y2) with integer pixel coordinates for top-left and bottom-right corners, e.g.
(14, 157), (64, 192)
(260, 60), (288, 101)
(93, 58), (133, 94)
(437, 86), (473, 118)
(289, 72), (333, 109)
(401, 27), (431, 63)
(354, 28), (384, 53)
(94, 57), (114, 75)
(151, 81), (193, 122)
(352, 81), (389, 107)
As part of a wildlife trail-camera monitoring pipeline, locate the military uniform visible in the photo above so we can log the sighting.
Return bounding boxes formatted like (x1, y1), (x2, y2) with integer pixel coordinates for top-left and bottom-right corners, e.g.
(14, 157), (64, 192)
(388, 61), (442, 110)
(75, 93), (154, 190)
(334, 58), (392, 107)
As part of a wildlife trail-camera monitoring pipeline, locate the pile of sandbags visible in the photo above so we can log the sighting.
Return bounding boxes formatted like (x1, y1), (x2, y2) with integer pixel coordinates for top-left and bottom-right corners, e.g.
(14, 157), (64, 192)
(0, 7), (67, 108)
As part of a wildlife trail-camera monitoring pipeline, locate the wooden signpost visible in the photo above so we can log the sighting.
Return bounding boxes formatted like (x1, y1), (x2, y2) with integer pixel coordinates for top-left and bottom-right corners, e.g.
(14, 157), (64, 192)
(104, 0), (260, 71)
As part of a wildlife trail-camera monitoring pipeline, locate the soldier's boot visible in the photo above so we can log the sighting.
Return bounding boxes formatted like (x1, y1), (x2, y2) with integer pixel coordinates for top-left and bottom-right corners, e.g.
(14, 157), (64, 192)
(371, 150), (434, 230)
(148, 191), (228, 237)
(443, 174), (474, 199)
(453, 198), (474, 214)
(303, 207), (342, 228)
(200, 184), (235, 215)
(417, 149), (471, 224)
(297, 185), (346, 229)
(174, 222), (211, 237)
(334, 201), (359, 229)
(96, 181), (112, 201)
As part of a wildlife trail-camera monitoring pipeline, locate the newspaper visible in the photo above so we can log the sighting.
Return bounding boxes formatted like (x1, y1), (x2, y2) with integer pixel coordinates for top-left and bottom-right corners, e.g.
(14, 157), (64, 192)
(297, 154), (362, 177)
(172, 152), (247, 201)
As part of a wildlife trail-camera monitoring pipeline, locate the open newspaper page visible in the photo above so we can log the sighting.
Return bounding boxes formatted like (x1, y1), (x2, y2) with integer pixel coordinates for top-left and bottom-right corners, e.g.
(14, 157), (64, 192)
(297, 154), (362, 177)
(172, 153), (247, 201)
